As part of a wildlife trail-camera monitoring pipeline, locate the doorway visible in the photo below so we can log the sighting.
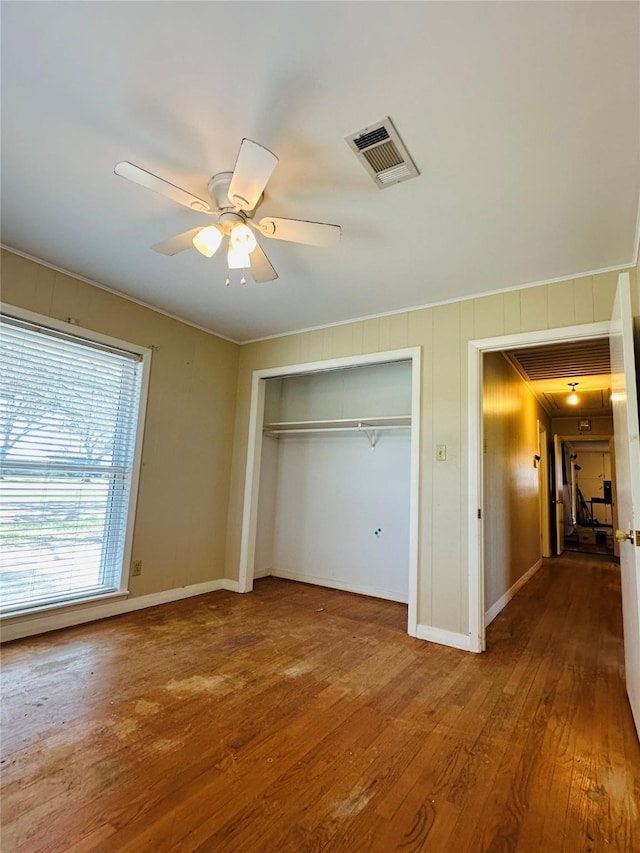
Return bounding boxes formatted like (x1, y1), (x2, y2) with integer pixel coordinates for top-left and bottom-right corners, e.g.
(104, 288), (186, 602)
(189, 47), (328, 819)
(554, 437), (616, 556)
(468, 320), (613, 651)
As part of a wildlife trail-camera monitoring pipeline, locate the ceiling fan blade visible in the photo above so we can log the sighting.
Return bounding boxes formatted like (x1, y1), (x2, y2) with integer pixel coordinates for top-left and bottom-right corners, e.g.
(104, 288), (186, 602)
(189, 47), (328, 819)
(152, 227), (206, 256)
(258, 217), (341, 247)
(227, 139), (279, 211)
(250, 243), (278, 283)
(114, 162), (212, 213)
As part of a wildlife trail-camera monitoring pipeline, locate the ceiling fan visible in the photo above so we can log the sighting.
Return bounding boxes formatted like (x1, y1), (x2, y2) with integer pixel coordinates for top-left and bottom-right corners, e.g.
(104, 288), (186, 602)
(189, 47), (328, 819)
(114, 139), (341, 285)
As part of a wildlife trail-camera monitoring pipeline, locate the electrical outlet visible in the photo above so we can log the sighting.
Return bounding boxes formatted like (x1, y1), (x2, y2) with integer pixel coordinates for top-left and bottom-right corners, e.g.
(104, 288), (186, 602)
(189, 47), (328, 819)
(132, 560), (142, 577)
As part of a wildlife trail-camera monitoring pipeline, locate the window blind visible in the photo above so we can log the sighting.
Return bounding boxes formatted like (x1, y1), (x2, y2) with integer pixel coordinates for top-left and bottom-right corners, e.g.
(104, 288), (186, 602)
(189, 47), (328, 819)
(0, 314), (144, 614)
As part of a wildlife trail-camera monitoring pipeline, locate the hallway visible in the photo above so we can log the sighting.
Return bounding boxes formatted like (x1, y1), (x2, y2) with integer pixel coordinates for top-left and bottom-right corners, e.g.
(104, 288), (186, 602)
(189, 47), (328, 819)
(1, 554), (639, 851)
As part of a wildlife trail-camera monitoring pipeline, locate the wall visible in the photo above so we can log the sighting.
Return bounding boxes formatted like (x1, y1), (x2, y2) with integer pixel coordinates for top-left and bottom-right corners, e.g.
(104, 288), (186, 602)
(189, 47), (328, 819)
(227, 266), (640, 641)
(1, 249), (239, 631)
(482, 353), (551, 618)
(552, 416), (614, 437)
(268, 432), (410, 602)
(254, 434), (278, 577)
(274, 362), (413, 422)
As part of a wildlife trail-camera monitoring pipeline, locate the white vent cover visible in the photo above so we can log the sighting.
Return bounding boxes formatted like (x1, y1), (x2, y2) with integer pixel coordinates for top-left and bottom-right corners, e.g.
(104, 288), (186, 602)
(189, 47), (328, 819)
(345, 117), (419, 188)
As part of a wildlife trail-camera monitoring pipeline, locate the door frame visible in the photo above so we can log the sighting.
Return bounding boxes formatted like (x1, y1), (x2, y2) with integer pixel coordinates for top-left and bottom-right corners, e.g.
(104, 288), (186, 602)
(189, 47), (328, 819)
(239, 346), (422, 637)
(537, 421), (552, 558)
(468, 320), (611, 651)
(554, 433), (566, 556)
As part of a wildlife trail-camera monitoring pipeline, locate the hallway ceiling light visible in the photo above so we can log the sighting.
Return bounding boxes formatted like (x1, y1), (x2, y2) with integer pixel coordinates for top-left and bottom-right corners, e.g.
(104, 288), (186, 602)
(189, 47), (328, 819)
(567, 382), (579, 405)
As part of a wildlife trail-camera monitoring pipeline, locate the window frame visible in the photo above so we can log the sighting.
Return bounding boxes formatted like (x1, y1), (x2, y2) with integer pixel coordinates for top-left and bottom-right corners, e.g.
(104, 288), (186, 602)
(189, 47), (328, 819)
(0, 304), (152, 618)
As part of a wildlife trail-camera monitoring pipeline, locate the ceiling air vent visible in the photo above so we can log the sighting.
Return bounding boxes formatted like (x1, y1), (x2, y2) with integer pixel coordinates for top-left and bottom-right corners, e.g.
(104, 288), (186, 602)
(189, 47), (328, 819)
(345, 117), (419, 188)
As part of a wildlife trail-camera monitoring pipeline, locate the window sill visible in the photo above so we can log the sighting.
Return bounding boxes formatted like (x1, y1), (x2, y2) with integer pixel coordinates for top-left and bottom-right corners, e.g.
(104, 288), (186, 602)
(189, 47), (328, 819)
(1, 589), (130, 621)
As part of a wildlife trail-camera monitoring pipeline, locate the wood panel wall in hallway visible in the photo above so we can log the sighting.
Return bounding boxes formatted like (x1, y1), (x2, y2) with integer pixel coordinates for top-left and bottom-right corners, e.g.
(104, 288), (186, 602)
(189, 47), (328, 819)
(1, 555), (639, 851)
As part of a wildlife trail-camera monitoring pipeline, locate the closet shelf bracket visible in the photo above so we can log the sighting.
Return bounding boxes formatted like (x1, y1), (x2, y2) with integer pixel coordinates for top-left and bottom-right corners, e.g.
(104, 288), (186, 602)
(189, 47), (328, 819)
(358, 422), (378, 451)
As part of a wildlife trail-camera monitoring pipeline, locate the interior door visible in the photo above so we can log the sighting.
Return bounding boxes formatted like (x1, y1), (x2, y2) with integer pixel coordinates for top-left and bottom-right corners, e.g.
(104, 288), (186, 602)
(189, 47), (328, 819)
(554, 434), (565, 555)
(610, 271), (640, 738)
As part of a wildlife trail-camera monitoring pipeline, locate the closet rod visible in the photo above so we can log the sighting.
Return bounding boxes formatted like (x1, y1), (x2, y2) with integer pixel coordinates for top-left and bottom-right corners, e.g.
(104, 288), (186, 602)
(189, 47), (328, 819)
(265, 416), (411, 428)
(264, 425), (410, 435)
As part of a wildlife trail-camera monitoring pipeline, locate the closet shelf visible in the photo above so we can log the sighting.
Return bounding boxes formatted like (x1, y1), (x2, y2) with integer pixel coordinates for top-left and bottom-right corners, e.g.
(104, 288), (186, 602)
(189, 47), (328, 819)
(263, 415), (411, 434)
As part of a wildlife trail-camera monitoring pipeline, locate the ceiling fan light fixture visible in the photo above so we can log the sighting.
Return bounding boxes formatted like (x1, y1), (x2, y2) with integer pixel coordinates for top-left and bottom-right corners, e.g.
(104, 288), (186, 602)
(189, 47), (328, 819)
(228, 243), (251, 270)
(567, 382), (579, 406)
(192, 226), (222, 258)
(230, 223), (257, 255)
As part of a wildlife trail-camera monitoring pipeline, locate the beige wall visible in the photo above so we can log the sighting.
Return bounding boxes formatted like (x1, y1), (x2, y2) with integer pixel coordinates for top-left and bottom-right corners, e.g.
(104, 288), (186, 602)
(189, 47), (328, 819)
(552, 416), (614, 438)
(483, 353), (551, 611)
(0, 249), (239, 599)
(227, 267), (639, 636)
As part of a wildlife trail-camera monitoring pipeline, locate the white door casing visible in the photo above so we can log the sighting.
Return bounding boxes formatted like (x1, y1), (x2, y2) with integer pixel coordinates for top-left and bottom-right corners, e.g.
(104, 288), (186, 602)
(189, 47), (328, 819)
(610, 271), (640, 737)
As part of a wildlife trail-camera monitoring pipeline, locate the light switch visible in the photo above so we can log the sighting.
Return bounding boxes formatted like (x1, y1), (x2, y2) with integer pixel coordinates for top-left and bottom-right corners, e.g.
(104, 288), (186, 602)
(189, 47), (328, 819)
(436, 444), (446, 461)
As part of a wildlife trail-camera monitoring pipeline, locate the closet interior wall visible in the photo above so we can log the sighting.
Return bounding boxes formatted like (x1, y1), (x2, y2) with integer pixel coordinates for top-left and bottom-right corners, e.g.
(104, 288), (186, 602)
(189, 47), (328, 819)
(254, 362), (412, 602)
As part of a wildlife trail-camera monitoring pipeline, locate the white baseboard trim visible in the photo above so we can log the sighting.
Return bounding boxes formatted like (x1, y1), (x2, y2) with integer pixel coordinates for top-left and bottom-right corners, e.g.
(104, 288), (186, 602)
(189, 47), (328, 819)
(269, 569), (408, 604)
(485, 557), (543, 627)
(415, 624), (472, 651)
(253, 568), (272, 579)
(1, 578), (238, 643)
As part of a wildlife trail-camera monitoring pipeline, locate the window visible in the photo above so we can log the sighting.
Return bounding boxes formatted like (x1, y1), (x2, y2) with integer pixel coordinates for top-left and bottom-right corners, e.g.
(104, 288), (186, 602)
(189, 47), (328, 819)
(0, 311), (149, 615)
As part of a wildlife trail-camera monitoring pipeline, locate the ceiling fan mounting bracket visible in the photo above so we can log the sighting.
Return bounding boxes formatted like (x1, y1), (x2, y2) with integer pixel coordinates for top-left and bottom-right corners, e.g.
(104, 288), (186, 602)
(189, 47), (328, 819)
(207, 171), (262, 218)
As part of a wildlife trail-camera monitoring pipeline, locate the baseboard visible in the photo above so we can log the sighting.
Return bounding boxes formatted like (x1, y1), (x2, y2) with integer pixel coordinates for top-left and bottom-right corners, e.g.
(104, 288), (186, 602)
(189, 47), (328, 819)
(1, 578), (238, 642)
(253, 568), (272, 579)
(485, 557), (543, 627)
(269, 569), (408, 604)
(415, 624), (472, 651)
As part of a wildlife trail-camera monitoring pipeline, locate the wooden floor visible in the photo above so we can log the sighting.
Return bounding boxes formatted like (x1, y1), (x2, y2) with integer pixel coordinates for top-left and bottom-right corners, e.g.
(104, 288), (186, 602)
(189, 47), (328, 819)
(2, 554), (639, 852)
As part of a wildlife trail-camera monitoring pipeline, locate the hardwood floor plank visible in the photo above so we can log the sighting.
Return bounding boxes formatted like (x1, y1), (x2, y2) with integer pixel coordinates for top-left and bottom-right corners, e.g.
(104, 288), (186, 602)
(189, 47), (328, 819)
(2, 559), (639, 852)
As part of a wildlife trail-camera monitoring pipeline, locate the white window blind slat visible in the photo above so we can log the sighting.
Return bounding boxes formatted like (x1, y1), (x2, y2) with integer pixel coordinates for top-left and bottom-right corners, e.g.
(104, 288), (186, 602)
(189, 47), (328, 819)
(0, 314), (145, 615)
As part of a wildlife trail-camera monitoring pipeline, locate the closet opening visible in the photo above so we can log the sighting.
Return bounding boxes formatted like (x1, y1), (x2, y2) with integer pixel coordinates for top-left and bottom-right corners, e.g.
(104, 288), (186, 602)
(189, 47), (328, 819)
(239, 348), (421, 637)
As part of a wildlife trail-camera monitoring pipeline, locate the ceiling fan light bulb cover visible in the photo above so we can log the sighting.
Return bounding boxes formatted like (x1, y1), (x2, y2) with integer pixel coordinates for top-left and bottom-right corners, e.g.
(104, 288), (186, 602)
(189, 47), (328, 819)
(192, 226), (222, 257)
(230, 223), (257, 254)
(228, 244), (251, 269)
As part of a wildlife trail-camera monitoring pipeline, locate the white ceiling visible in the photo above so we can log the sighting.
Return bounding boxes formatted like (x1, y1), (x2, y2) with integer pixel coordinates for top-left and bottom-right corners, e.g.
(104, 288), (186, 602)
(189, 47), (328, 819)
(1, 1), (638, 343)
